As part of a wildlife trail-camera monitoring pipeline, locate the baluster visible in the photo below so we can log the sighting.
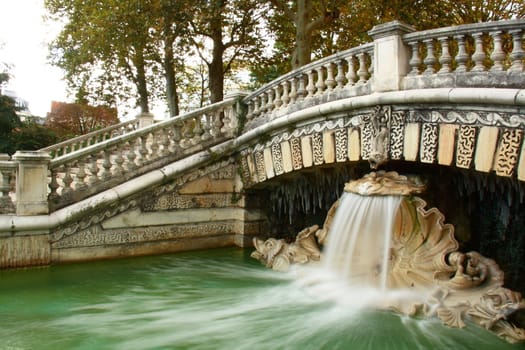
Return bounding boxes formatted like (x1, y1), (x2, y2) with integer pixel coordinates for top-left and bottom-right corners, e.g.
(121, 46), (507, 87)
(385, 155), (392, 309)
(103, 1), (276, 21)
(62, 164), (74, 196)
(161, 127), (171, 156)
(297, 74), (307, 101)
(259, 94), (267, 115)
(438, 37), (452, 74)
(265, 90), (274, 114)
(212, 109), (224, 137)
(220, 106), (230, 136)
(138, 134), (149, 164)
(315, 67), (326, 95)
(273, 85), (282, 110)
(246, 100), (254, 120)
(100, 148), (113, 180)
(181, 120), (194, 149)
(335, 59), (346, 89)
(0, 166), (15, 212)
(113, 145), (125, 176)
(471, 32), (486, 72)
(281, 81), (290, 107)
(192, 117), (204, 145)
(252, 96), (259, 117)
(423, 39), (436, 74)
(171, 121), (182, 152)
(289, 77), (298, 103)
(149, 130), (159, 158)
(126, 139), (139, 171)
(509, 30), (524, 72)
(74, 158), (87, 190)
(356, 52), (368, 84)
(490, 31), (505, 72)
(87, 154), (100, 185)
(306, 70), (316, 98)
(345, 55), (357, 86)
(48, 168), (60, 202)
(454, 35), (469, 72)
(200, 113), (212, 142)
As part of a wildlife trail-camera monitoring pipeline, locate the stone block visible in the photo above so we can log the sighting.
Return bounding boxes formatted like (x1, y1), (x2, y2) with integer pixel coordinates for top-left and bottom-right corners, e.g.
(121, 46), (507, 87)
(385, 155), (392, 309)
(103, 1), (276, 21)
(474, 126), (499, 173)
(403, 123), (420, 161)
(438, 124), (458, 166)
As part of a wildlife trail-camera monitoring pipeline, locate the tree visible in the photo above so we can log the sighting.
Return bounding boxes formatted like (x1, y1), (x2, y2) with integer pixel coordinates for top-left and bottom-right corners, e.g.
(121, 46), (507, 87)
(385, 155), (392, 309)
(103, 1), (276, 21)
(0, 68), (21, 153)
(268, 0), (344, 70)
(189, 0), (267, 103)
(46, 101), (119, 137)
(46, 0), (160, 114)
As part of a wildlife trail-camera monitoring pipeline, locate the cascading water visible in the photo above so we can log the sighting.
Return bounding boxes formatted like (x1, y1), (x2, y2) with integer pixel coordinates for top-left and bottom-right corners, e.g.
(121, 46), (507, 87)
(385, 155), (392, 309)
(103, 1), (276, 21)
(252, 171), (525, 344)
(322, 192), (402, 291)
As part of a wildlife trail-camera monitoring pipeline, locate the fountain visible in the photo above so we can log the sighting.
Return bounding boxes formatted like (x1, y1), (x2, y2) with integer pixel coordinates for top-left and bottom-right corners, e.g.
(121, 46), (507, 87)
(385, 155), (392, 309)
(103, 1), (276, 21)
(252, 171), (525, 344)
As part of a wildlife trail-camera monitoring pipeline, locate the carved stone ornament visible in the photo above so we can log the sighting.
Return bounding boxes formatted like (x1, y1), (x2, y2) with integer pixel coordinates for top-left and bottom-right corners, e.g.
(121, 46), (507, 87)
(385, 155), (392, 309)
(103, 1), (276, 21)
(251, 171), (525, 344)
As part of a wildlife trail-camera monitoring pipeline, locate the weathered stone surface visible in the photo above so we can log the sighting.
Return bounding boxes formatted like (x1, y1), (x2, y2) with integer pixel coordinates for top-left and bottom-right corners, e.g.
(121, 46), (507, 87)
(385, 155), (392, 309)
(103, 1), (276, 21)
(348, 128), (361, 161)
(0, 234), (50, 268)
(474, 126), (499, 172)
(403, 123), (420, 161)
(438, 124), (458, 166)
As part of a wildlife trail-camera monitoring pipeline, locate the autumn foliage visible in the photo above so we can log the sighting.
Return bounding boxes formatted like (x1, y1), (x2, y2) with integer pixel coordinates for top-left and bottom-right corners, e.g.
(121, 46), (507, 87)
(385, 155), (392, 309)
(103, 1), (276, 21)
(45, 101), (119, 137)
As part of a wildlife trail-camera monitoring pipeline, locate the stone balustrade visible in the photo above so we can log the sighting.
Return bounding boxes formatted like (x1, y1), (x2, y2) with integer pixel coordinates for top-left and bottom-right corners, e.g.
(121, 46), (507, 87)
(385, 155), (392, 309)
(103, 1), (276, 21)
(0, 94), (244, 214)
(243, 43), (374, 128)
(402, 19), (525, 89)
(242, 19), (525, 128)
(41, 119), (140, 158)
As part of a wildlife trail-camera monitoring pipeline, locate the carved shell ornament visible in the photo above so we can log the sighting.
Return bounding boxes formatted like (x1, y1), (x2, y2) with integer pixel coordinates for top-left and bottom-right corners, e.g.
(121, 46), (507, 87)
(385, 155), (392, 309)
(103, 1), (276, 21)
(251, 171), (525, 344)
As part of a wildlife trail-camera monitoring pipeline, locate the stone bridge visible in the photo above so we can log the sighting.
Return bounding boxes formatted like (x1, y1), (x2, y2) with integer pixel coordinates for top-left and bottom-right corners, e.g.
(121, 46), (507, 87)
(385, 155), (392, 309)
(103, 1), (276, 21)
(1, 20), (525, 268)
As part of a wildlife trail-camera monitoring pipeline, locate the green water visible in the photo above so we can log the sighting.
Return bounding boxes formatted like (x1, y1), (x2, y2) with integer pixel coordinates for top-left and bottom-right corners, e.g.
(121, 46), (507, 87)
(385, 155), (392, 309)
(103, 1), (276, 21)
(0, 247), (522, 350)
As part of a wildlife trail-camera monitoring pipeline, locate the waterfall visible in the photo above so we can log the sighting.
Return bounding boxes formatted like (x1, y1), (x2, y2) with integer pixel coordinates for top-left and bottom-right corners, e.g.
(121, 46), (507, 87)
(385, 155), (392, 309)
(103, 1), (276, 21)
(323, 192), (402, 291)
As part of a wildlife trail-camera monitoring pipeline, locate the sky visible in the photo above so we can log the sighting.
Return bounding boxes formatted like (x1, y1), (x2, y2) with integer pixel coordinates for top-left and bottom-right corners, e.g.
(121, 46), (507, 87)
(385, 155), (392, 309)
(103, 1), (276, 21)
(0, 0), (68, 117)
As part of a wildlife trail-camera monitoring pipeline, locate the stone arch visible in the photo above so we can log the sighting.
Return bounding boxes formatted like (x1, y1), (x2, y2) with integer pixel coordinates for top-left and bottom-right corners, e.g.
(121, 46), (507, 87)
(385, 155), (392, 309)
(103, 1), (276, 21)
(238, 105), (525, 186)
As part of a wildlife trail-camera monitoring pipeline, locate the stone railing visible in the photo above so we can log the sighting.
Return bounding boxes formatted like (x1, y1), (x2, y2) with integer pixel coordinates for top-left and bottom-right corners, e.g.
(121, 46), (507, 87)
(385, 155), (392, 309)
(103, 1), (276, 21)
(402, 19), (525, 89)
(242, 19), (525, 129)
(243, 42), (374, 128)
(40, 119), (140, 158)
(0, 93), (245, 215)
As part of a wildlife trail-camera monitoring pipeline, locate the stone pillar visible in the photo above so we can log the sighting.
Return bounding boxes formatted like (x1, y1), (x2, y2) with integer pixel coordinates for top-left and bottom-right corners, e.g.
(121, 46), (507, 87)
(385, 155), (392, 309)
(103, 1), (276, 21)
(11, 151), (51, 215)
(368, 21), (415, 92)
(136, 112), (155, 129)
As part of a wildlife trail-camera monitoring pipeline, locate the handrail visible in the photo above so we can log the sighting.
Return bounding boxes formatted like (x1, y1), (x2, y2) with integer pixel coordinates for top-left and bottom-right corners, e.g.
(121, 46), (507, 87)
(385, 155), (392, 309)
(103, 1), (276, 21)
(40, 119), (140, 158)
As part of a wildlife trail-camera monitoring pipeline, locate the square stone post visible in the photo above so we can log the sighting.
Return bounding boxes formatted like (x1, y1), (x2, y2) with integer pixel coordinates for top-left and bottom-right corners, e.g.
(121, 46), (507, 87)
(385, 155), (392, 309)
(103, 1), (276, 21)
(136, 112), (155, 129)
(11, 151), (51, 215)
(368, 21), (415, 92)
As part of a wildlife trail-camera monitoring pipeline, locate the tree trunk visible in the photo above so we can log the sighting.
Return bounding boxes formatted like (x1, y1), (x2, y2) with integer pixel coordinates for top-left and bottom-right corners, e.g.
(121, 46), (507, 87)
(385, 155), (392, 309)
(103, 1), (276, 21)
(293, 0), (313, 69)
(163, 34), (180, 117)
(209, 42), (225, 104)
(134, 50), (150, 114)
(208, 0), (225, 104)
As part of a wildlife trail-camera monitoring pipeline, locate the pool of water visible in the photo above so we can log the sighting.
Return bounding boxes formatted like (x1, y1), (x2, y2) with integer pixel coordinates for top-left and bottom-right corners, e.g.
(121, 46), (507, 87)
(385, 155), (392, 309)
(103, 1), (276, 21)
(0, 247), (521, 350)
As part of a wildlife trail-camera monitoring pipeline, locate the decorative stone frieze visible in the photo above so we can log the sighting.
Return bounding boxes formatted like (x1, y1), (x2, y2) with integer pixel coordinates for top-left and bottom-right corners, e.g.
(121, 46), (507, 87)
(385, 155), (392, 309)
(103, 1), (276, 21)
(335, 128), (348, 162)
(456, 125), (477, 169)
(290, 138), (303, 170)
(494, 128), (523, 177)
(254, 150), (266, 182)
(420, 123), (439, 163)
(312, 133), (324, 165)
(237, 105), (525, 187)
(271, 143), (284, 176)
